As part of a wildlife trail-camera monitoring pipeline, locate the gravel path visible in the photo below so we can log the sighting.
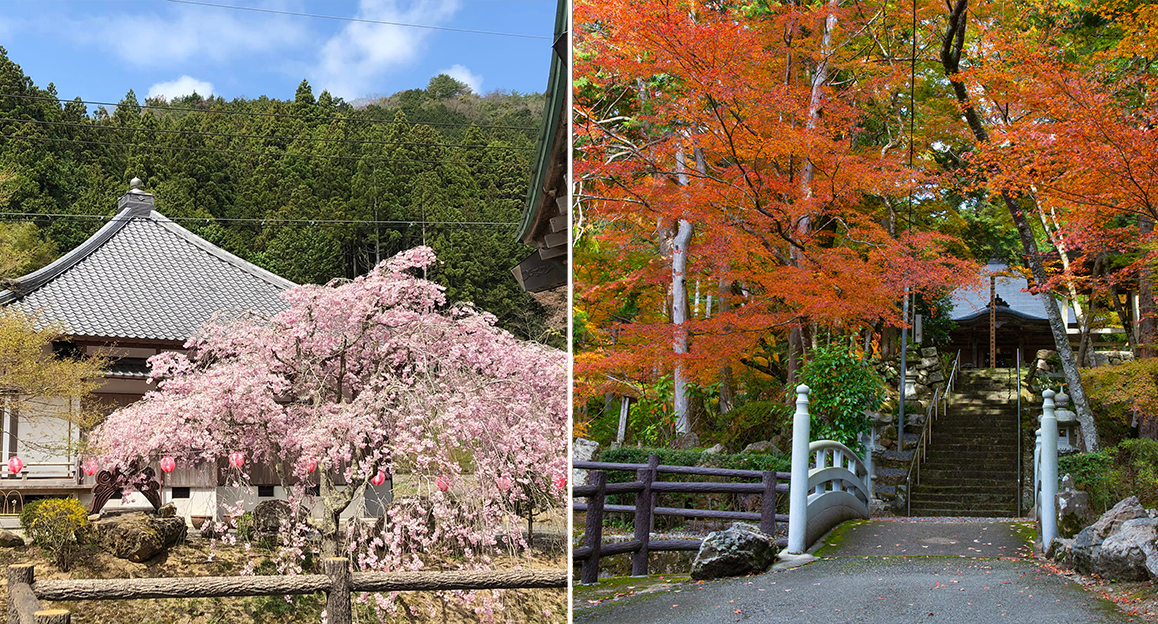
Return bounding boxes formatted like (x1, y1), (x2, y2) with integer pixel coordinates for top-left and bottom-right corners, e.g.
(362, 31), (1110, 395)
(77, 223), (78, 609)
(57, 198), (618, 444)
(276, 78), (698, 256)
(574, 520), (1135, 624)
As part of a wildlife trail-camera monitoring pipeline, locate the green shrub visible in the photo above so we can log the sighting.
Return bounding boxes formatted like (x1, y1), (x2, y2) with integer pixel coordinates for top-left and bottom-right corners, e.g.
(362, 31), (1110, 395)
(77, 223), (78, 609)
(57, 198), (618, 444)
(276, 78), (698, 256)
(714, 401), (792, 451)
(23, 497), (91, 571)
(1059, 438), (1158, 514)
(1059, 451), (1114, 512)
(236, 511), (255, 542)
(18, 499), (43, 532)
(1110, 438), (1158, 509)
(796, 345), (884, 448)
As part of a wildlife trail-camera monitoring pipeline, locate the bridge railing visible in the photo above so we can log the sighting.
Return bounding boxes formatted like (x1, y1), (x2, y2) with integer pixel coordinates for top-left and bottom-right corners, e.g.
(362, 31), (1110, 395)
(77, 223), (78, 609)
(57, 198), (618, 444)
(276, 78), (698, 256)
(786, 385), (872, 554)
(1034, 390), (1059, 550)
(571, 458), (787, 583)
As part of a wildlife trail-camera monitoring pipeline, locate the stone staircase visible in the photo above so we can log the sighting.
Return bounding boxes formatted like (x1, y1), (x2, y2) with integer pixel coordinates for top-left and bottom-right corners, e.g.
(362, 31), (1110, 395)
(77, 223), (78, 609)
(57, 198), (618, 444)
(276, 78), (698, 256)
(907, 368), (1021, 517)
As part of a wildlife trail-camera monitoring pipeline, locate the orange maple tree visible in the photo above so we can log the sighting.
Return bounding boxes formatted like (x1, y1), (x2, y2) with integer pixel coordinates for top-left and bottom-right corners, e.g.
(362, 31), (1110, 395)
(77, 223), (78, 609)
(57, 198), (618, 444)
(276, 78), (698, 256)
(573, 0), (977, 419)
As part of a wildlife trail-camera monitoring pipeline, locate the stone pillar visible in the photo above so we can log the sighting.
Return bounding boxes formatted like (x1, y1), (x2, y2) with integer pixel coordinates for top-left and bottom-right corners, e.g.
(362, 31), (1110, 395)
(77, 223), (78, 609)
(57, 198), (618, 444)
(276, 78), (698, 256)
(1040, 390), (1059, 550)
(787, 385), (810, 554)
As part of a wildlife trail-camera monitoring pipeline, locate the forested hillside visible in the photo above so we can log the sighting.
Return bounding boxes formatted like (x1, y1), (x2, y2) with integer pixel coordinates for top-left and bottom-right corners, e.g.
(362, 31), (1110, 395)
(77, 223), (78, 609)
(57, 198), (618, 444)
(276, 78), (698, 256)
(0, 48), (556, 343)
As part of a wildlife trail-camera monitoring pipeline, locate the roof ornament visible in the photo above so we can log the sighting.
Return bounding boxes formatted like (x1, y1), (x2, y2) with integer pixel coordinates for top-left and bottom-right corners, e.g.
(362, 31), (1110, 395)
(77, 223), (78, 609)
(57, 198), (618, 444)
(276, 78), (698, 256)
(129, 177), (145, 194)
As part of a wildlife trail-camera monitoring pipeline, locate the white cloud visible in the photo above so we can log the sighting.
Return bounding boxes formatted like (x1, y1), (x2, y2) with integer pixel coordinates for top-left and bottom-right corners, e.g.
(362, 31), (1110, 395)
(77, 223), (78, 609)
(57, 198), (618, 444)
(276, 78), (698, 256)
(147, 76), (215, 100)
(311, 0), (463, 100)
(438, 64), (482, 93)
(58, 4), (309, 67)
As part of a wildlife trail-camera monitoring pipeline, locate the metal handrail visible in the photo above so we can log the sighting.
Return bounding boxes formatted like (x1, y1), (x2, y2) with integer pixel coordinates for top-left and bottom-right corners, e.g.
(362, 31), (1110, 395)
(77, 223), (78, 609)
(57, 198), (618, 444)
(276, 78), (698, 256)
(906, 349), (961, 516)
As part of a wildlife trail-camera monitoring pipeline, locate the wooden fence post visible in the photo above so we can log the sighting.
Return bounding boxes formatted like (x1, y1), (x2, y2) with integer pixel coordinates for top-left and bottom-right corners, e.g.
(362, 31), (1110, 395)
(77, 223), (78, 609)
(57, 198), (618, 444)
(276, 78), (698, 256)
(34, 611), (69, 624)
(580, 471), (606, 584)
(647, 454), (659, 533)
(8, 564), (38, 624)
(760, 471), (777, 536)
(631, 466), (654, 576)
(324, 558), (351, 624)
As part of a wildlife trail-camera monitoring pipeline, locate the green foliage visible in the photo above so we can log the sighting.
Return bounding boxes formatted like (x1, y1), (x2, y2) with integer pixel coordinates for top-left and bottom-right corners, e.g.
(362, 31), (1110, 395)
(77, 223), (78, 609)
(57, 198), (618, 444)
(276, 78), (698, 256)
(1084, 358), (1158, 446)
(0, 48), (554, 343)
(1059, 438), (1158, 514)
(22, 497), (91, 571)
(712, 401), (791, 451)
(235, 511), (256, 542)
(18, 499), (43, 531)
(796, 345), (885, 448)
(914, 291), (957, 347)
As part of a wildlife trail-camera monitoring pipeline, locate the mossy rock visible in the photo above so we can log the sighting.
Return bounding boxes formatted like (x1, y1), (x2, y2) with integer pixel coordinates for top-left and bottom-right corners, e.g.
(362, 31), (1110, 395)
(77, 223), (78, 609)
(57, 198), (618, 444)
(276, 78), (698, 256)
(95, 512), (186, 562)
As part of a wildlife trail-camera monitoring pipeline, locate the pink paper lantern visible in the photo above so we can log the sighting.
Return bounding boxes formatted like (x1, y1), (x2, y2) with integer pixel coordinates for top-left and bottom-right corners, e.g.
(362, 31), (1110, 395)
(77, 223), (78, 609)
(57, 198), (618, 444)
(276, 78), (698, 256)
(159, 456), (176, 473)
(7, 456), (22, 475)
(305, 458), (317, 474)
(436, 476), (450, 492)
(82, 460), (99, 477)
(370, 470), (387, 487)
(228, 452), (245, 468)
(553, 474), (566, 490)
(497, 475), (512, 492)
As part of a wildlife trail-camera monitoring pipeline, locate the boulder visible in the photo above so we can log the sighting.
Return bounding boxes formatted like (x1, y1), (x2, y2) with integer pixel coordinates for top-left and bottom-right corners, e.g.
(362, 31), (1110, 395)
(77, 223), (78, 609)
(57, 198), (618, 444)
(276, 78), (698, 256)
(742, 441), (775, 454)
(1036, 349), (1057, 361)
(921, 347), (939, 358)
(253, 500), (294, 534)
(0, 528), (24, 548)
(690, 523), (778, 580)
(573, 438), (600, 486)
(1062, 497), (1153, 578)
(1094, 518), (1158, 581)
(157, 503), (177, 518)
(1057, 475), (1091, 538)
(96, 512), (186, 562)
(702, 444), (727, 456)
(674, 432), (701, 450)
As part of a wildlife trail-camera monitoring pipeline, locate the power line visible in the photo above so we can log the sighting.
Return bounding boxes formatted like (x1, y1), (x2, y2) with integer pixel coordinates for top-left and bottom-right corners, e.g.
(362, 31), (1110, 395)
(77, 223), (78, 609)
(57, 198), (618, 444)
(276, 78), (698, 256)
(0, 93), (540, 131)
(0, 133), (527, 167)
(0, 212), (518, 229)
(163, 0), (551, 40)
(0, 118), (535, 152)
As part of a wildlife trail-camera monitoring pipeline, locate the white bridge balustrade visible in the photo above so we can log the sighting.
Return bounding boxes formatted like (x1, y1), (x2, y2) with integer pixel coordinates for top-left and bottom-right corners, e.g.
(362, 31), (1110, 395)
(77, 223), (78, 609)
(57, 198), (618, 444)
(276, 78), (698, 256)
(786, 385), (872, 554)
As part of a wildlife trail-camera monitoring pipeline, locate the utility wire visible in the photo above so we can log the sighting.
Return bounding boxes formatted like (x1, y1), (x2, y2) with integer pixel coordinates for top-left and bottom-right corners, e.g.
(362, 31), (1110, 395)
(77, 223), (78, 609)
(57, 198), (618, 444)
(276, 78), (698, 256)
(0, 118), (535, 152)
(0, 133), (526, 167)
(163, 0), (551, 40)
(0, 212), (517, 229)
(0, 93), (540, 131)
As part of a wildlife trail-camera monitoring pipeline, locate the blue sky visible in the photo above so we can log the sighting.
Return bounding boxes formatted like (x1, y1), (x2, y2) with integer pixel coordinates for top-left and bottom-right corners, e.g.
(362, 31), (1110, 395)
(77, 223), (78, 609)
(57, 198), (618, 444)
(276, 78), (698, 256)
(0, 0), (559, 105)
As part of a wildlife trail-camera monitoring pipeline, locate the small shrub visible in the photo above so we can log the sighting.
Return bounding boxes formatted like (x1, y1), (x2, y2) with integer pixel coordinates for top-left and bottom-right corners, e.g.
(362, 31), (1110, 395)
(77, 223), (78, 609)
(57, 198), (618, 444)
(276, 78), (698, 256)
(1059, 438), (1158, 514)
(715, 401), (792, 451)
(18, 499), (43, 532)
(236, 511), (255, 542)
(24, 497), (91, 571)
(796, 344), (885, 448)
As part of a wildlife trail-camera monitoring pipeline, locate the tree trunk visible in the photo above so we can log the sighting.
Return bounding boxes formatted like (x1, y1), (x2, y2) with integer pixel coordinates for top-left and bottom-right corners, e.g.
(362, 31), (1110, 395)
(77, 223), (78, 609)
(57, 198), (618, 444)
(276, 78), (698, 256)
(672, 145), (693, 435)
(939, 0), (1099, 451)
(672, 218), (693, 434)
(718, 278), (736, 415)
(1139, 216), (1156, 358)
(787, 1), (838, 388)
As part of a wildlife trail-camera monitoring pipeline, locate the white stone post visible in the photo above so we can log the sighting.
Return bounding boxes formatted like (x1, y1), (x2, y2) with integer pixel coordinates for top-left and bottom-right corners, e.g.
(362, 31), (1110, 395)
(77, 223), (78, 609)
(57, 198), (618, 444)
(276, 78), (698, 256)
(1040, 390), (1059, 550)
(787, 384), (811, 554)
(1033, 428), (1041, 517)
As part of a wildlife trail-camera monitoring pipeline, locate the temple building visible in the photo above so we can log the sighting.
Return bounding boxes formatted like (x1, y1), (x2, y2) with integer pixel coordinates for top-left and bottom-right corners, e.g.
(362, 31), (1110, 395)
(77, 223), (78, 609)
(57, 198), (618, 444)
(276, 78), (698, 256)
(0, 179), (387, 526)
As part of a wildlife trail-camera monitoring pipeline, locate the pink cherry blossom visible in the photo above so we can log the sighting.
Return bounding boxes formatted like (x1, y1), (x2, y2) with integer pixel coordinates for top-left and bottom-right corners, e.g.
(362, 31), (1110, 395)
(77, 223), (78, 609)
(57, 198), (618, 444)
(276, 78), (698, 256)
(90, 246), (567, 617)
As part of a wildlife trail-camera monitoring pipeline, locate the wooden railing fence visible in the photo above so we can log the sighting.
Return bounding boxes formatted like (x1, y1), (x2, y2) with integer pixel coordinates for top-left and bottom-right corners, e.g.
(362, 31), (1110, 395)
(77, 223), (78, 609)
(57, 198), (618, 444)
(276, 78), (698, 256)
(6, 560), (566, 624)
(571, 455), (789, 583)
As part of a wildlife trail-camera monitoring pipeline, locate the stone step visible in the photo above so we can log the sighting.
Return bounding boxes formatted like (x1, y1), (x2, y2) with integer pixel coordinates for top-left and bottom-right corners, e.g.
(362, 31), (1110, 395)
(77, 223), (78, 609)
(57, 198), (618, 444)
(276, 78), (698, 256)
(913, 480), (1018, 491)
(906, 507), (1017, 518)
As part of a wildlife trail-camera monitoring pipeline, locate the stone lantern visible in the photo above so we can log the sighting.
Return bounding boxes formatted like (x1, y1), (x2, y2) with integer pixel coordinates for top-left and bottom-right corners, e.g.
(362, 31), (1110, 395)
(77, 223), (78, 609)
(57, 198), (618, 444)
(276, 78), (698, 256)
(1052, 392), (1079, 454)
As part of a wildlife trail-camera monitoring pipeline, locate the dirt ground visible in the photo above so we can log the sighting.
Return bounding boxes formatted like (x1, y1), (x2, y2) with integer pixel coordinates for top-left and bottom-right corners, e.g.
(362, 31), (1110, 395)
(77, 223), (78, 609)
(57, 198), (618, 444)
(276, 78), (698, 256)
(0, 509), (567, 624)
